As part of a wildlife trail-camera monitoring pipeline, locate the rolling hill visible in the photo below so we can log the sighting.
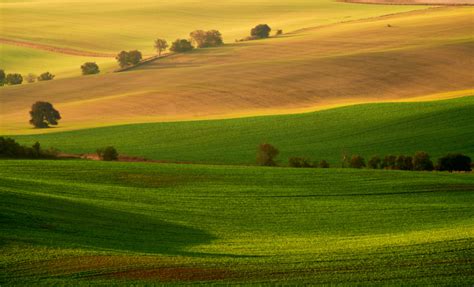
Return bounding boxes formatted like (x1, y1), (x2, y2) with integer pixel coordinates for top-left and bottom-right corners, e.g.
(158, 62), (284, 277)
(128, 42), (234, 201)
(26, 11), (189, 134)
(1, 160), (473, 285)
(12, 96), (474, 165)
(1, 6), (473, 134)
(0, 0), (425, 76)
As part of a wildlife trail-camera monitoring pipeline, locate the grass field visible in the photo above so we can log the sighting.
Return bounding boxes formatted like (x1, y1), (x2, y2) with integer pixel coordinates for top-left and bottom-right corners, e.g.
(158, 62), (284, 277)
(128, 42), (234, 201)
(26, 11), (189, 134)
(1, 160), (473, 285)
(2, 6), (472, 132)
(11, 96), (474, 165)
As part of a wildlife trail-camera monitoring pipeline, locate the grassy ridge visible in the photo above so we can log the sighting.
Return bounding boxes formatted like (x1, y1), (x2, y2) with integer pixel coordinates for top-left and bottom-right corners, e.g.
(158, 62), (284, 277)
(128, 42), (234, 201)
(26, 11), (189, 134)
(13, 96), (474, 165)
(1, 160), (473, 285)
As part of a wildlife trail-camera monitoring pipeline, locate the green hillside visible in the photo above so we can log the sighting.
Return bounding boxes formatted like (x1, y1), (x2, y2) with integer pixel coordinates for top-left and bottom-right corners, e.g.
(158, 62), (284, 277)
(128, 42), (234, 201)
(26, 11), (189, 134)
(13, 96), (474, 165)
(1, 160), (473, 285)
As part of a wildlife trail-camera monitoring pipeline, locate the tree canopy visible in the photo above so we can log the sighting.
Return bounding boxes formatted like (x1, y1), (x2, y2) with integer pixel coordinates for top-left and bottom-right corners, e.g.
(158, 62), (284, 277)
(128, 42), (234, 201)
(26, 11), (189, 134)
(29, 101), (61, 128)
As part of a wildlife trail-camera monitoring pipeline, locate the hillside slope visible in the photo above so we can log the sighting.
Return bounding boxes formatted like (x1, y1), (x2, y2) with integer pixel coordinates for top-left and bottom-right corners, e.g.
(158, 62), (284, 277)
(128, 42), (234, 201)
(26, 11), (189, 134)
(13, 96), (474, 165)
(1, 7), (473, 134)
(1, 160), (473, 285)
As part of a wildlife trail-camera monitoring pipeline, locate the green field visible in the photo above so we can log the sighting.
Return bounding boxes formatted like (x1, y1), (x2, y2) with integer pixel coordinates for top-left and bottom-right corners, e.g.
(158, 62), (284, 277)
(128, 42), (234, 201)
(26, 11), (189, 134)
(1, 160), (473, 285)
(12, 96), (474, 165)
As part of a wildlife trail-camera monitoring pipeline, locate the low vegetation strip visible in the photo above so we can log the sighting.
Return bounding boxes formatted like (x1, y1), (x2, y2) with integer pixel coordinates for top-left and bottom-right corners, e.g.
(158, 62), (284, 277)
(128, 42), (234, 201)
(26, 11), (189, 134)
(12, 96), (474, 165)
(1, 160), (473, 285)
(0, 38), (114, 58)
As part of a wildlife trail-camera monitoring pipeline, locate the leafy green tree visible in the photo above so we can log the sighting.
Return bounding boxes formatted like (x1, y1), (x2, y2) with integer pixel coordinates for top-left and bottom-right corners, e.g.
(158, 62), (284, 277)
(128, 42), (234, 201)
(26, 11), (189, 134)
(368, 155), (381, 169)
(170, 39), (194, 53)
(81, 62), (100, 75)
(6, 73), (23, 85)
(349, 155), (366, 169)
(251, 24), (271, 39)
(190, 30), (223, 48)
(437, 153), (471, 172)
(128, 50), (142, 65)
(29, 101), (61, 128)
(257, 143), (279, 166)
(413, 151), (434, 171)
(116, 51), (129, 68)
(154, 38), (168, 56)
(37, 72), (55, 81)
(97, 146), (119, 161)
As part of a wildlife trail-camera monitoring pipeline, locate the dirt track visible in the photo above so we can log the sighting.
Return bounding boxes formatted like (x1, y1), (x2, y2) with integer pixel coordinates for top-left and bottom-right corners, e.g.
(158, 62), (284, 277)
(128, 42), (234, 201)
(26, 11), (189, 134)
(341, 0), (473, 5)
(0, 38), (115, 57)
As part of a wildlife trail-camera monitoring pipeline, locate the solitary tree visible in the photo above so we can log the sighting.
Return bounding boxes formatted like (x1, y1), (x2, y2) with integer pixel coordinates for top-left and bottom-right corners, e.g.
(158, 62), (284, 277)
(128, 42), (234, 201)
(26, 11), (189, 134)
(251, 24), (271, 39)
(257, 143), (279, 166)
(37, 72), (55, 81)
(154, 38), (169, 56)
(349, 155), (366, 169)
(413, 151), (434, 171)
(170, 39), (194, 53)
(81, 62), (100, 75)
(6, 73), (23, 85)
(25, 73), (37, 83)
(0, 69), (5, 86)
(29, 101), (61, 128)
(97, 146), (119, 161)
(437, 153), (471, 172)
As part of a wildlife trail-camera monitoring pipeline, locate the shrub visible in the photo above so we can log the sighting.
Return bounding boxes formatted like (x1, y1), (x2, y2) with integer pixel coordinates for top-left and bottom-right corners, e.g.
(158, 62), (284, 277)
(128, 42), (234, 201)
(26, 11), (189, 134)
(170, 39), (194, 53)
(97, 146), (119, 161)
(275, 29), (283, 36)
(128, 50), (142, 65)
(368, 155), (381, 169)
(257, 143), (279, 166)
(251, 24), (271, 39)
(81, 62), (100, 75)
(349, 155), (366, 169)
(25, 73), (37, 83)
(115, 50), (142, 68)
(29, 101), (61, 128)
(319, 160), (330, 168)
(0, 69), (5, 86)
(37, 72), (55, 81)
(289, 157), (313, 168)
(413, 151), (434, 171)
(437, 153), (472, 172)
(6, 73), (23, 85)
(381, 155), (397, 170)
(0, 137), (58, 159)
(190, 30), (223, 48)
(154, 38), (168, 56)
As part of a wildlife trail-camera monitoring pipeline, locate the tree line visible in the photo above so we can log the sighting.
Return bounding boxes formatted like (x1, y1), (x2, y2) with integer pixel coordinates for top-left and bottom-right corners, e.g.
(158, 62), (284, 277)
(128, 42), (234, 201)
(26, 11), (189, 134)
(1, 24), (279, 84)
(257, 143), (472, 172)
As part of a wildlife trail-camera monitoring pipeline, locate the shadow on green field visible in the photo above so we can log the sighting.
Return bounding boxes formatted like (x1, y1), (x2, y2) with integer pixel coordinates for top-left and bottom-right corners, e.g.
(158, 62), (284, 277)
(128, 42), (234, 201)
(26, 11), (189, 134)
(1, 191), (215, 256)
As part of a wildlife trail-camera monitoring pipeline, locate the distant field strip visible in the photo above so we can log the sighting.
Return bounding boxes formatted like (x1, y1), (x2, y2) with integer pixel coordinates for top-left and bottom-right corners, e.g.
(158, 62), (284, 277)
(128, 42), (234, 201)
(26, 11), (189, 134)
(12, 96), (474, 165)
(0, 38), (115, 58)
(1, 160), (473, 285)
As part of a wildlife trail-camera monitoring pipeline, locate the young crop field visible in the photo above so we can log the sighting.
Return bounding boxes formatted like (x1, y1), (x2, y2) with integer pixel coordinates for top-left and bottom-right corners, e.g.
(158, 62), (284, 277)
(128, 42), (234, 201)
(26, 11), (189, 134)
(1, 160), (473, 285)
(12, 96), (474, 166)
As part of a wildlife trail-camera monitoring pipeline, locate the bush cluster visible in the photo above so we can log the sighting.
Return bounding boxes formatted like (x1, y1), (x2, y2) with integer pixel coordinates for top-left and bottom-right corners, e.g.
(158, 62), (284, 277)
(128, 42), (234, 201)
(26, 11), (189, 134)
(116, 50), (143, 68)
(0, 137), (58, 159)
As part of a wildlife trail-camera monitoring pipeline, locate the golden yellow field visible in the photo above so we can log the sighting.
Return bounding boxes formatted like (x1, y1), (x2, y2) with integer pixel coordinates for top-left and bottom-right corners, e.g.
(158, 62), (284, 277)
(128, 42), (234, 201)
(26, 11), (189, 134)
(1, 6), (472, 134)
